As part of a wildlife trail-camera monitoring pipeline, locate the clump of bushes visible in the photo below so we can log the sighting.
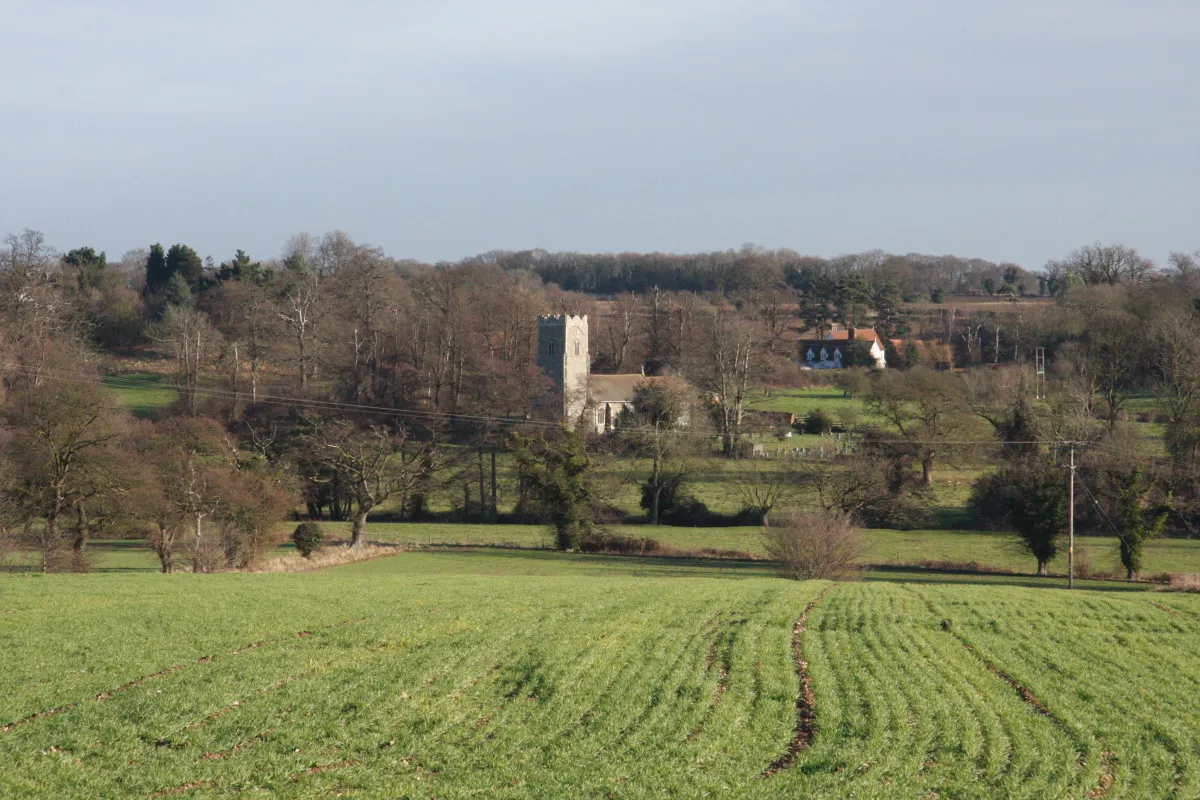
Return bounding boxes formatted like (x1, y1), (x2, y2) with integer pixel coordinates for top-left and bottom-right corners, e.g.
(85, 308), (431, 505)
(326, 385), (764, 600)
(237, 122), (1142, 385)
(639, 481), (711, 525)
(292, 522), (325, 558)
(804, 408), (833, 435)
(575, 531), (756, 560)
(761, 510), (864, 581)
(577, 532), (669, 556)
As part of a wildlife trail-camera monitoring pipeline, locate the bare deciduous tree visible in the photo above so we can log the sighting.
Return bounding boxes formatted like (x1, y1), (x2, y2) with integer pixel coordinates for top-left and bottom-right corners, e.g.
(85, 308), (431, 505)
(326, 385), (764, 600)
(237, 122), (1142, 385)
(0, 378), (123, 572)
(154, 306), (223, 415)
(302, 420), (437, 548)
(1048, 243), (1156, 285)
(692, 306), (760, 454)
(732, 457), (802, 526)
(866, 368), (970, 485)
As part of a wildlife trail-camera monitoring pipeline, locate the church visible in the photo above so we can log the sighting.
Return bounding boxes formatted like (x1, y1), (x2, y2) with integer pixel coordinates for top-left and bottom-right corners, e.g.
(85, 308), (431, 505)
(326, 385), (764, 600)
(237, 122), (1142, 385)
(536, 315), (662, 434)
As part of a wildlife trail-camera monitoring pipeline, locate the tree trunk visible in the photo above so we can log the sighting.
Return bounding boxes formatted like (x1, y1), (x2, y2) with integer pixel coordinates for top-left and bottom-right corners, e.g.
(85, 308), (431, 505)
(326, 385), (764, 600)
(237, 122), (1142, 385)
(651, 456), (661, 525)
(42, 508), (62, 573)
(73, 502), (88, 552)
(1037, 559), (1049, 576)
(921, 453), (934, 486)
(158, 524), (173, 573)
(192, 512), (204, 572)
(350, 509), (368, 548)
(477, 444), (486, 519)
(490, 450), (498, 520)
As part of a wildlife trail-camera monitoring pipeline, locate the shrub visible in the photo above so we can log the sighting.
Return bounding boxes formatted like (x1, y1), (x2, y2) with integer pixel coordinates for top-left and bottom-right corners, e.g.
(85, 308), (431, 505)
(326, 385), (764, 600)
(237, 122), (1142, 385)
(639, 480), (710, 525)
(804, 408), (833, 435)
(761, 510), (864, 581)
(1165, 573), (1200, 593)
(292, 522), (325, 558)
(1073, 545), (1093, 580)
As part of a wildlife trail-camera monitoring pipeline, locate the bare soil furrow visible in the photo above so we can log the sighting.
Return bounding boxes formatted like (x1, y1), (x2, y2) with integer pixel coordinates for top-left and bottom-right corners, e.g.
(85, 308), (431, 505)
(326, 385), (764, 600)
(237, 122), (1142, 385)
(763, 585), (832, 777)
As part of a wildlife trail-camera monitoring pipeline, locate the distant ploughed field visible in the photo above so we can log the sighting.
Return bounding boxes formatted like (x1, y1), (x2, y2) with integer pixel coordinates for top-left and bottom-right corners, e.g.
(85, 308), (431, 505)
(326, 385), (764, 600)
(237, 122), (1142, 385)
(3, 550), (1198, 798)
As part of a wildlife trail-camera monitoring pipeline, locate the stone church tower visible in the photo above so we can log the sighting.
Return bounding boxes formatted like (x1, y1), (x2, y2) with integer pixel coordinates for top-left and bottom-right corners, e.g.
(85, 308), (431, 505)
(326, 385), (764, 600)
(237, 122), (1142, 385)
(537, 315), (589, 423)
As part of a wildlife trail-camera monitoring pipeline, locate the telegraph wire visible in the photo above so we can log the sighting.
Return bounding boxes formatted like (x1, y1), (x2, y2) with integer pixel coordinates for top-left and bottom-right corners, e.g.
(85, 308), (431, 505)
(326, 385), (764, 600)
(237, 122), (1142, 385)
(0, 363), (1107, 448)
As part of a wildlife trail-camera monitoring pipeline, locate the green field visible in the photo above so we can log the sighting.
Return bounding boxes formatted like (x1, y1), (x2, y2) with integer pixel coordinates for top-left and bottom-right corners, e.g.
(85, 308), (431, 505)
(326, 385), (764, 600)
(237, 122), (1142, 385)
(100, 371), (179, 418)
(3, 550), (1199, 797)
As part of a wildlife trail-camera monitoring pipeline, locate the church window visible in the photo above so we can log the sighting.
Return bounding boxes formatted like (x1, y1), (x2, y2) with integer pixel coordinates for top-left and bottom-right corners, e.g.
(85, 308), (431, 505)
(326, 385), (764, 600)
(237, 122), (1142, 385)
(575, 341), (580, 356)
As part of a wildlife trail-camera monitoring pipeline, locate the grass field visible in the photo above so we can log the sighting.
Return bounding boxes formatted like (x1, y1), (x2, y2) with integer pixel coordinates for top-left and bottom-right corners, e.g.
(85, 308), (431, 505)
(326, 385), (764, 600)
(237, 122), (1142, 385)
(2, 551), (1198, 797)
(100, 371), (179, 419)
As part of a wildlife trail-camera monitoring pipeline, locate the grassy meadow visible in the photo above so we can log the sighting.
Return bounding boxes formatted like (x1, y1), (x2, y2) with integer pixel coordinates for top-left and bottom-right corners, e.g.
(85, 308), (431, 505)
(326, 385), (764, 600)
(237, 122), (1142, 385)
(3, 550), (1199, 797)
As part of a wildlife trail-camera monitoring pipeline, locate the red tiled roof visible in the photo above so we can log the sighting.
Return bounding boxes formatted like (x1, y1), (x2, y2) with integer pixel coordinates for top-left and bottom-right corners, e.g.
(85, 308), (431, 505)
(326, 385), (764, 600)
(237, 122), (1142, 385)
(827, 328), (880, 343)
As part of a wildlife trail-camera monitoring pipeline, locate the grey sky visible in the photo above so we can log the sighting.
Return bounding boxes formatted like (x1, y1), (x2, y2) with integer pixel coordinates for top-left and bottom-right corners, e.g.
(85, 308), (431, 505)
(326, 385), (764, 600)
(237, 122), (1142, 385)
(3, 0), (1198, 270)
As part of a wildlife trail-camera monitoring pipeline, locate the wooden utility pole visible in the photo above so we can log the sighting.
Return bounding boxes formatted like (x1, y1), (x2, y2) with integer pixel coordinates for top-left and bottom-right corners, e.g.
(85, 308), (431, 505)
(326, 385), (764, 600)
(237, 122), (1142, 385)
(1068, 445), (1076, 590)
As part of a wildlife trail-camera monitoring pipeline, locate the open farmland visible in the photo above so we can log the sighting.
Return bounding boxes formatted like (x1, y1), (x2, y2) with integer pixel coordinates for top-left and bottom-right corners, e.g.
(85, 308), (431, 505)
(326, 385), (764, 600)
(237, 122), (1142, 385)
(3, 551), (1199, 798)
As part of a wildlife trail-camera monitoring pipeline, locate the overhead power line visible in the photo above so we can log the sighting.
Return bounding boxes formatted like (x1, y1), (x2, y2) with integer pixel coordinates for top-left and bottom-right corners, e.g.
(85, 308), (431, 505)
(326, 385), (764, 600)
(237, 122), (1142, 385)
(0, 363), (1124, 449)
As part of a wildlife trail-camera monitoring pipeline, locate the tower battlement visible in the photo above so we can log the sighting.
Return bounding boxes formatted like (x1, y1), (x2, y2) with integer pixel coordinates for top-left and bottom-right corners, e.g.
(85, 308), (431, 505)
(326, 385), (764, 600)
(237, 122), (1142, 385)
(537, 314), (588, 325)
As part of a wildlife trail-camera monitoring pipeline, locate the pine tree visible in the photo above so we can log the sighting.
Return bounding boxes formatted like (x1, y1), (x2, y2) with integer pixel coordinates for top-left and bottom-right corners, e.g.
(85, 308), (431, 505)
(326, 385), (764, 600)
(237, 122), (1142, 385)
(166, 244), (204, 290)
(835, 273), (873, 327)
(162, 272), (194, 309)
(872, 281), (909, 338)
(145, 243), (169, 295)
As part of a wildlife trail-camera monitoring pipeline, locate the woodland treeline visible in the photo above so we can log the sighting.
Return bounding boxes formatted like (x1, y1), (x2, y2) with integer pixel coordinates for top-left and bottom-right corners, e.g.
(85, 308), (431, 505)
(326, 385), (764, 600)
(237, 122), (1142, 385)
(2, 228), (1199, 576)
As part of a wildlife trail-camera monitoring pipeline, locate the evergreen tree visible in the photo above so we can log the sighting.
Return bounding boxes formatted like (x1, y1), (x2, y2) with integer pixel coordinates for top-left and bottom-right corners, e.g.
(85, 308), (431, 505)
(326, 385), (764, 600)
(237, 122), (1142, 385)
(799, 274), (834, 334)
(513, 428), (598, 550)
(872, 281), (909, 338)
(968, 457), (1065, 575)
(162, 272), (194, 309)
(145, 243), (169, 295)
(166, 244), (204, 290)
(62, 247), (108, 292)
(1113, 469), (1169, 580)
(216, 249), (272, 285)
(835, 273), (873, 327)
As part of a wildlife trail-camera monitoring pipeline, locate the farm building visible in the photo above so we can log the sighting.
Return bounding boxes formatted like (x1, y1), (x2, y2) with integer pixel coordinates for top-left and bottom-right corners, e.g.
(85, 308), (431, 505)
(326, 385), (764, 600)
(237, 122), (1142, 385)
(795, 325), (887, 370)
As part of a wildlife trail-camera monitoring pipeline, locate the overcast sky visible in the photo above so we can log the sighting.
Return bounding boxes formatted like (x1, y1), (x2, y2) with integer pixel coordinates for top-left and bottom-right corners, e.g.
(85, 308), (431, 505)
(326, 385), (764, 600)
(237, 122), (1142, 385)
(2, 0), (1198, 269)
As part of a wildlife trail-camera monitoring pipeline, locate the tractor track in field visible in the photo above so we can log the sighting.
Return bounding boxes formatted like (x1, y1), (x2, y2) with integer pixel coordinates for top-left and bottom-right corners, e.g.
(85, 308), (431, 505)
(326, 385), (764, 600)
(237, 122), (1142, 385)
(0, 617), (367, 736)
(686, 611), (733, 742)
(762, 585), (832, 777)
(905, 587), (1115, 799)
(181, 663), (329, 732)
